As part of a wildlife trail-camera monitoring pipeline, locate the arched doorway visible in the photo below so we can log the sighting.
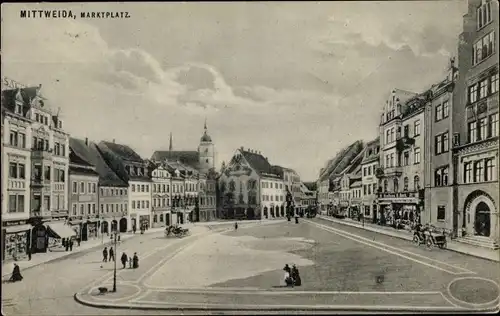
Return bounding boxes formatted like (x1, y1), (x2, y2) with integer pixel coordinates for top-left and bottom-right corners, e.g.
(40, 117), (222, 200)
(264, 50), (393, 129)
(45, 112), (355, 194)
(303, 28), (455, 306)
(101, 221), (109, 234)
(271, 206), (275, 218)
(474, 202), (491, 237)
(119, 218), (128, 233)
(111, 220), (118, 232)
(281, 205), (285, 217)
(264, 206), (268, 219)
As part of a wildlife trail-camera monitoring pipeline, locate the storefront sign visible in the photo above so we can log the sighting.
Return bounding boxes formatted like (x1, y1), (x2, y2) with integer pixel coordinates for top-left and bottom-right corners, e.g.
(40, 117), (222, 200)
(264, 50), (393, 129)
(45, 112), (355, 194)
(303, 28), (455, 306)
(3, 220), (27, 226)
(2, 77), (27, 90)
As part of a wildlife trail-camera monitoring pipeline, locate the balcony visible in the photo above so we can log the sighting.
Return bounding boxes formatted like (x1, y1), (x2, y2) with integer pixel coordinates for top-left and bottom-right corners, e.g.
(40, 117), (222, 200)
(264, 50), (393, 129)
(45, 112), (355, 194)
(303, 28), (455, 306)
(383, 166), (403, 177)
(31, 148), (53, 160)
(396, 136), (415, 152)
(31, 177), (50, 187)
(8, 179), (26, 190)
(53, 183), (65, 192)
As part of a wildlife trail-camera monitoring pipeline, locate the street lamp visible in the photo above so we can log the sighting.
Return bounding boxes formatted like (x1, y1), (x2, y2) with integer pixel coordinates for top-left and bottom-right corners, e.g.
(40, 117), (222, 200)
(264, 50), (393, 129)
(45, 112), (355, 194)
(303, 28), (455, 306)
(112, 217), (117, 292)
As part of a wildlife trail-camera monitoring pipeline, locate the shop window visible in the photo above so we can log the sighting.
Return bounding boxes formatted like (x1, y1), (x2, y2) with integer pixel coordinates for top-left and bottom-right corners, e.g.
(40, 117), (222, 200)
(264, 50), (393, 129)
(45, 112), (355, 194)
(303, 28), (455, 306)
(437, 206), (446, 221)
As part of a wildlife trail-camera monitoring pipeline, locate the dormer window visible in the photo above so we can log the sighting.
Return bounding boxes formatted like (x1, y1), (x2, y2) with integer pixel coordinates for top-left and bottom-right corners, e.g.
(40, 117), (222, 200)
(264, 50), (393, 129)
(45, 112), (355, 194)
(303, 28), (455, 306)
(15, 104), (21, 114)
(125, 166), (131, 175)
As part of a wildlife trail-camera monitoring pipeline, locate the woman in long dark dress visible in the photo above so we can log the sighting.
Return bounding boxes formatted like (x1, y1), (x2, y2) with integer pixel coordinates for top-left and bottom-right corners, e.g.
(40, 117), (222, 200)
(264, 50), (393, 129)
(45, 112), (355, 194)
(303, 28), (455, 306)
(132, 252), (139, 269)
(10, 263), (23, 282)
(291, 265), (301, 286)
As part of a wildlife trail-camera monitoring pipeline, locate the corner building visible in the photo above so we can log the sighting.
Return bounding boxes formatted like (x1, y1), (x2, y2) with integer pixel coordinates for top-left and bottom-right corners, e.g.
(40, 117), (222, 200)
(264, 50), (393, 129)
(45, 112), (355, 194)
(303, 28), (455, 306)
(453, 0), (499, 249)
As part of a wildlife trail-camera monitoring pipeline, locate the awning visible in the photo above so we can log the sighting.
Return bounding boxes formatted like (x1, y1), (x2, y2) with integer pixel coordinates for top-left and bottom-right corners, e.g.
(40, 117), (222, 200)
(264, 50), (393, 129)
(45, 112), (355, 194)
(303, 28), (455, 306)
(4, 224), (32, 234)
(47, 223), (77, 239)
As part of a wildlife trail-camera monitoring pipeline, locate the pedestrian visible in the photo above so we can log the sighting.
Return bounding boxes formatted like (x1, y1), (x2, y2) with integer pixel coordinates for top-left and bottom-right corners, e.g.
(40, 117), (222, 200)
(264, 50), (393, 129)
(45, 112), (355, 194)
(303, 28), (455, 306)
(128, 256), (132, 269)
(65, 239), (69, 251)
(109, 247), (115, 261)
(292, 264), (301, 286)
(102, 247), (108, 262)
(77, 237), (81, 247)
(10, 263), (23, 282)
(27, 247), (31, 261)
(69, 239), (74, 251)
(234, 222), (238, 230)
(132, 252), (139, 269)
(133, 225), (136, 234)
(121, 252), (128, 269)
(118, 234), (121, 242)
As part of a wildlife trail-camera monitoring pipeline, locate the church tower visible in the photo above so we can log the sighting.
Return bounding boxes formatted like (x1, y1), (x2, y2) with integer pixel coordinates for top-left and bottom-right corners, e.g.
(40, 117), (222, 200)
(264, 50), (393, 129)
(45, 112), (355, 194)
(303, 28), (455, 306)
(198, 119), (215, 174)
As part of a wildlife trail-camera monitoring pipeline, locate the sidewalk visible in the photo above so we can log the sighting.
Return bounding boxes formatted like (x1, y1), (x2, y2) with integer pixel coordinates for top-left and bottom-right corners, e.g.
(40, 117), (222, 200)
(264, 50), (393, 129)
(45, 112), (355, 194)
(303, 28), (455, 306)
(1, 228), (165, 279)
(1, 220), (272, 279)
(317, 215), (500, 262)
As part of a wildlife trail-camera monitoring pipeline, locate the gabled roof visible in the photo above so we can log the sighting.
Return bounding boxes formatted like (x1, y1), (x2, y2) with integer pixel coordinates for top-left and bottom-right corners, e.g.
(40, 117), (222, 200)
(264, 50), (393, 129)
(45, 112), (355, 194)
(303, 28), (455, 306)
(240, 149), (275, 176)
(303, 182), (317, 191)
(101, 141), (144, 163)
(151, 150), (199, 167)
(72, 139), (127, 187)
(69, 138), (96, 167)
(1, 87), (39, 117)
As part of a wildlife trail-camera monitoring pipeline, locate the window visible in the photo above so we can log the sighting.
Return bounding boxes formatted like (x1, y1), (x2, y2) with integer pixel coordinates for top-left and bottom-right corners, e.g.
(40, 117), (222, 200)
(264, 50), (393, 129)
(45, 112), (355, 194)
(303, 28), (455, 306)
(437, 206), (446, 221)
(414, 120), (421, 136)
(403, 177), (409, 191)
(384, 180), (388, 192)
(436, 104), (443, 121)
(491, 73), (499, 94)
(131, 184), (135, 192)
(468, 121), (477, 143)
(132, 201), (136, 209)
(9, 131), (18, 146)
(403, 151), (409, 166)
(88, 183), (92, 194)
(474, 161), (484, 182)
(442, 101), (449, 119)
(44, 166), (51, 180)
(393, 178), (399, 192)
(464, 162), (473, 183)
(479, 79), (489, 99)
(436, 135), (443, 155)
(485, 158), (496, 181)
(72, 182), (77, 193)
(92, 183), (96, 193)
(479, 118), (487, 140)
(8, 194), (24, 213)
(473, 31), (495, 65)
(403, 125), (409, 138)
(87, 204), (91, 215)
(80, 204), (84, 215)
(469, 84), (478, 103)
(414, 148), (421, 164)
(18, 132), (26, 148)
(490, 113), (499, 137)
(9, 163), (17, 178)
(435, 166), (449, 187)
(414, 175), (420, 190)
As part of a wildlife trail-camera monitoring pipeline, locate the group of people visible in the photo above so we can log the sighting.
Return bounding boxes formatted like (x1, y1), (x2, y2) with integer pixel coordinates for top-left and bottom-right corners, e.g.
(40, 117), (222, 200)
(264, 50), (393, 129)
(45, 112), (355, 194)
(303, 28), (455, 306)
(283, 264), (301, 287)
(102, 247), (139, 269)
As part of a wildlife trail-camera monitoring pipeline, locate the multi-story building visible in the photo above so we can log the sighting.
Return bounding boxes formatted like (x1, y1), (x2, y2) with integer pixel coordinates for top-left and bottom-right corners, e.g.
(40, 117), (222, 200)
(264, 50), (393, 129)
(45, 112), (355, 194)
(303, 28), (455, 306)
(275, 167), (301, 216)
(198, 169), (218, 222)
(218, 148), (284, 220)
(2, 88), (33, 261)
(317, 179), (330, 214)
(423, 69), (457, 234)
(68, 138), (99, 242)
(348, 166), (363, 220)
(2, 85), (70, 258)
(300, 182), (317, 211)
(361, 138), (380, 222)
(98, 140), (152, 231)
(150, 162), (172, 228)
(72, 140), (129, 235)
(377, 89), (426, 228)
(453, 0), (499, 248)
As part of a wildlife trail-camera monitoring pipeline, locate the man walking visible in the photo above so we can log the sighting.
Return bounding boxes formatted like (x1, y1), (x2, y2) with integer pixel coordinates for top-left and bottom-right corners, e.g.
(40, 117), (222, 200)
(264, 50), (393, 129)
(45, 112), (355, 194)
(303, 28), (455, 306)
(102, 247), (108, 262)
(109, 246), (115, 262)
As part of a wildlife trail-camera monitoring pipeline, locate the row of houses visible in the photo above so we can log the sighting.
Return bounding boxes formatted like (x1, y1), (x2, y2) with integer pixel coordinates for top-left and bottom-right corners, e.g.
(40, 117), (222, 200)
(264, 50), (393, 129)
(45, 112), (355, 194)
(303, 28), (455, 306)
(1, 84), (218, 262)
(317, 0), (499, 250)
(217, 147), (316, 220)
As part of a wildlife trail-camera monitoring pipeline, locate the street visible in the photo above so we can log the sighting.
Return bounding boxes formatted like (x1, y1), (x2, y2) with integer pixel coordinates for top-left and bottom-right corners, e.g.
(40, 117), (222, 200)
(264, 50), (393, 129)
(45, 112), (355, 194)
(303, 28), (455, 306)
(2, 219), (499, 314)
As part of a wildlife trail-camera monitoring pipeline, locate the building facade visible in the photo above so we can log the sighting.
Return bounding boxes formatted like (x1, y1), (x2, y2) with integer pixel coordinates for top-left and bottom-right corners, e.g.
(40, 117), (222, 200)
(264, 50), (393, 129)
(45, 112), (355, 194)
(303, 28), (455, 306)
(151, 164), (172, 228)
(198, 169), (218, 222)
(361, 138), (380, 222)
(453, 0), (499, 248)
(97, 141), (151, 231)
(68, 138), (99, 242)
(423, 71), (457, 234)
(377, 89), (426, 228)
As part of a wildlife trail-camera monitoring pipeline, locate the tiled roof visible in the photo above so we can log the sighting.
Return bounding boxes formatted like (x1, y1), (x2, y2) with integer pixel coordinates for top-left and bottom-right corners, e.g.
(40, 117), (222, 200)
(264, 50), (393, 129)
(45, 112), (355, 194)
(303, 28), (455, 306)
(1, 88), (37, 117)
(69, 138), (95, 167)
(240, 149), (274, 176)
(151, 150), (199, 167)
(319, 140), (364, 181)
(82, 141), (128, 187)
(101, 141), (144, 163)
(303, 182), (317, 191)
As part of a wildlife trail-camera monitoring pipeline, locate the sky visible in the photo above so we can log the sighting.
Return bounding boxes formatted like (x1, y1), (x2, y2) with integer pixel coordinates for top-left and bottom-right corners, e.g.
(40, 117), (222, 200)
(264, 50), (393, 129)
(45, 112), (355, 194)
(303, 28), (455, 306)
(1, 1), (467, 181)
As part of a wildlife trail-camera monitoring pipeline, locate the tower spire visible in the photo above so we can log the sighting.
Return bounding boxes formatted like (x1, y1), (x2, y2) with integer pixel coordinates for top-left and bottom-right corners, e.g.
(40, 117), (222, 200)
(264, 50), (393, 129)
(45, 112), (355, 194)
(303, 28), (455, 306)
(204, 117), (207, 132)
(169, 132), (173, 151)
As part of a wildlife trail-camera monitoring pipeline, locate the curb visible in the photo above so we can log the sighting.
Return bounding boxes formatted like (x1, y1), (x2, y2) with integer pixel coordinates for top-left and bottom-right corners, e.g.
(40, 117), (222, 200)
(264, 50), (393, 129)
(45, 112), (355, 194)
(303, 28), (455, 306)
(316, 216), (500, 262)
(74, 292), (492, 312)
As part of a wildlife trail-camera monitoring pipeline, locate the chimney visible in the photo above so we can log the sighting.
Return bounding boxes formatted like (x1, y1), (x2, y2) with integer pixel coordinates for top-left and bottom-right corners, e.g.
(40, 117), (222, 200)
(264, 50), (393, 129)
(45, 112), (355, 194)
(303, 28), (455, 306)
(240, 146), (244, 151)
(85, 137), (88, 146)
